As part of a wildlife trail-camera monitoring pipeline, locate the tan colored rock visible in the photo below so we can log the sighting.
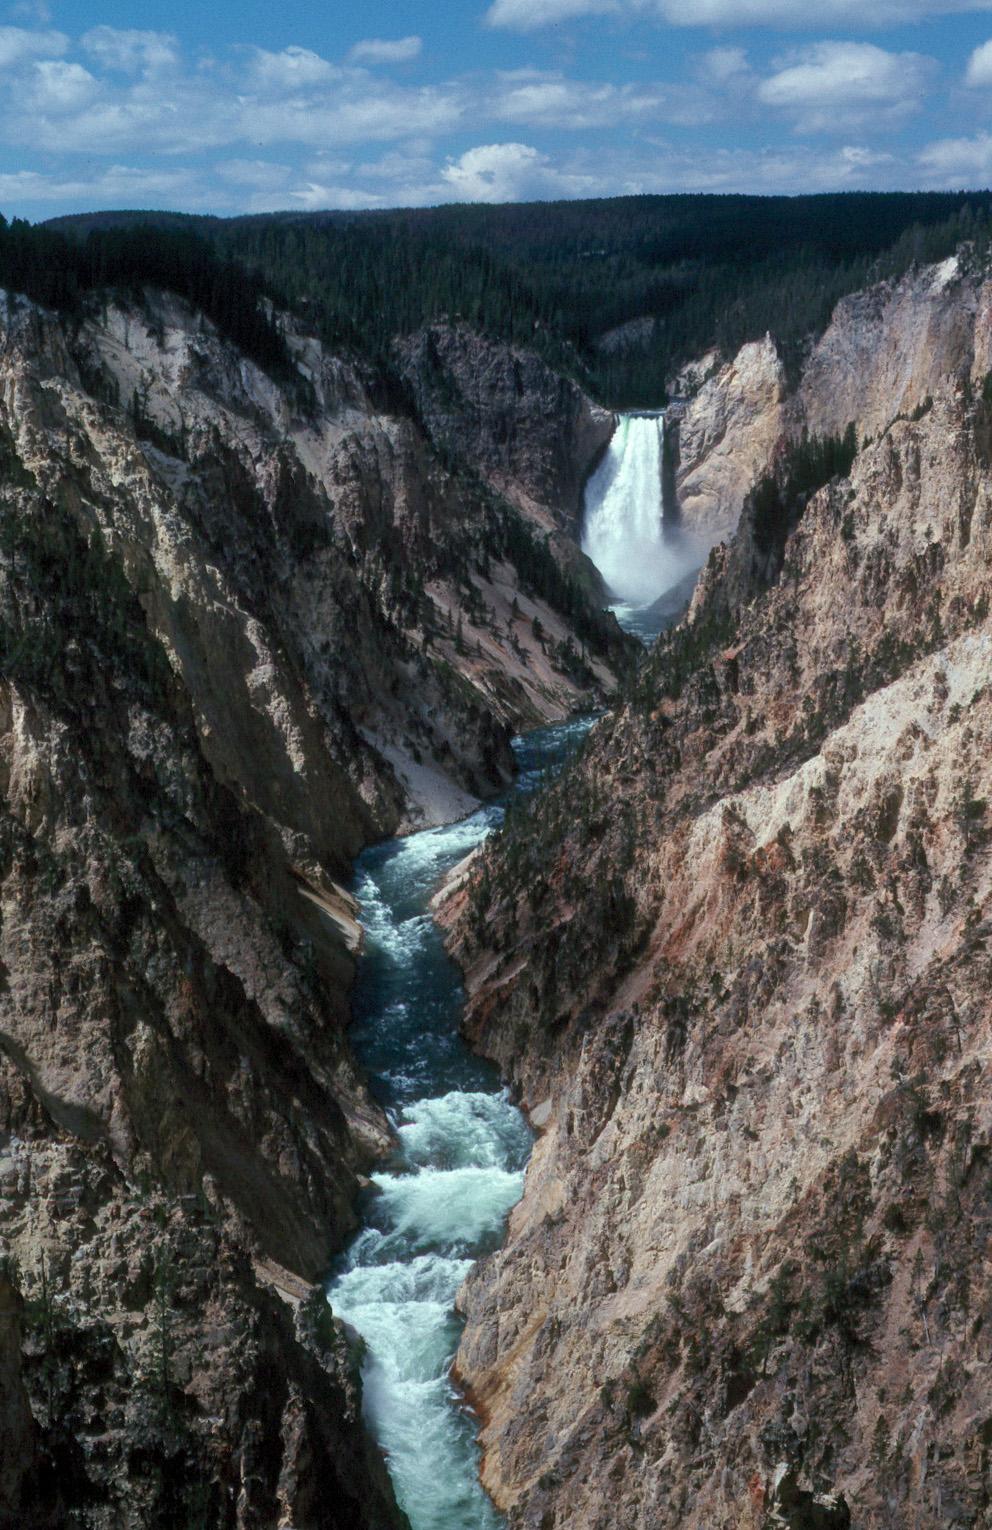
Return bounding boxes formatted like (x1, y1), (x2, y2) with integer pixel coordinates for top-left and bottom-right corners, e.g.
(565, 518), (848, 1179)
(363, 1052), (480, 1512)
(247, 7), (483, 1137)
(675, 335), (788, 549)
(442, 287), (992, 1530)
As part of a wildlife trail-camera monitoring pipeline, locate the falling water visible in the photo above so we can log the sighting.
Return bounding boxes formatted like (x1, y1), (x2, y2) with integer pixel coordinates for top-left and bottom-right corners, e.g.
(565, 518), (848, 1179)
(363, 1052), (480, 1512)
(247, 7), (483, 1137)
(582, 413), (700, 638)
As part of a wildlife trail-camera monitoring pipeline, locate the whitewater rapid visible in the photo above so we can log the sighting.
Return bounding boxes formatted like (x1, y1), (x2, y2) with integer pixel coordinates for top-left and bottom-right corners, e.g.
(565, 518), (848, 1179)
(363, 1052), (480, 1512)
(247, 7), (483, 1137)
(327, 718), (592, 1530)
(582, 412), (700, 634)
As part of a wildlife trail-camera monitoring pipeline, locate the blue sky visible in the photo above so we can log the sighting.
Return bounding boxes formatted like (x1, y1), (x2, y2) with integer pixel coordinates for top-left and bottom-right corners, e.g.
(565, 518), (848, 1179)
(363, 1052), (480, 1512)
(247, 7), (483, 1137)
(4, 0), (992, 218)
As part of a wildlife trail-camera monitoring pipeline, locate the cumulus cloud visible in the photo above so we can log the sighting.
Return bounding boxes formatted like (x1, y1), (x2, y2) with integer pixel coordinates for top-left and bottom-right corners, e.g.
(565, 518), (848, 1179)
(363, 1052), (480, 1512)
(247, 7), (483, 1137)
(348, 36), (422, 64)
(81, 27), (178, 74)
(0, 38), (465, 157)
(0, 133), (919, 217)
(0, 13), (949, 218)
(244, 46), (339, 92)
(918, 131), (992, 183)
(965, 39), (992, 86)
(0, 23), (66, 69)
(490, 71), (709, 129)
(27, 60), (100, 114)
(436, 137), (907, 204)
(487, 0), (992, 26)
(757, 42), (933, 132)
(441, 142), (562, 201)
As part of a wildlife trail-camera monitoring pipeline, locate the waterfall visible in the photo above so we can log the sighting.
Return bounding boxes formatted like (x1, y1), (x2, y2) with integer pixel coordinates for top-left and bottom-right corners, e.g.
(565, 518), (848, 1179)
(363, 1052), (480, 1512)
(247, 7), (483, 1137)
(582, 412), (690, 608)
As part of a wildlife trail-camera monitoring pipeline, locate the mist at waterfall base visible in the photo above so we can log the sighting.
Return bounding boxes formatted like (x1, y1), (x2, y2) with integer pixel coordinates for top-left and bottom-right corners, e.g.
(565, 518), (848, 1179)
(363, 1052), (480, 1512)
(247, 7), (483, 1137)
(327, 718), (593, 1530)
(582, 413), (701, 641)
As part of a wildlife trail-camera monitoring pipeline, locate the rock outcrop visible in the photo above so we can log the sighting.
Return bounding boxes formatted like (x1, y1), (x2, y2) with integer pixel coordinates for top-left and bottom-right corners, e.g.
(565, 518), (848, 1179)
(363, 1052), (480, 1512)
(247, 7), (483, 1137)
(396, 323), (614, 538)
(800, 253), (990, 441)
(440, 256), (992, 1529)
(672, 335), (789, 550)
(670, 256), (992, 559)
(0, 284), (630, 1525)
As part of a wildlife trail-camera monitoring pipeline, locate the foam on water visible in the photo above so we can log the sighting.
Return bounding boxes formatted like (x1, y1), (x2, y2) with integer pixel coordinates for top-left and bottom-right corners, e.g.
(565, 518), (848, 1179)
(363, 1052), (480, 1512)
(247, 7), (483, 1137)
(582, 412), (701, 625)
(327, 719), (594, 1529)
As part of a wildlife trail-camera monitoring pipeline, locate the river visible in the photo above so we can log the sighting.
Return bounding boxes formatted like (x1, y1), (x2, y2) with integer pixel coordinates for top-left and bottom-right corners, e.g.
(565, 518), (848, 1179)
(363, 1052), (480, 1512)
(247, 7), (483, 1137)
(326, 716), (593, 1530)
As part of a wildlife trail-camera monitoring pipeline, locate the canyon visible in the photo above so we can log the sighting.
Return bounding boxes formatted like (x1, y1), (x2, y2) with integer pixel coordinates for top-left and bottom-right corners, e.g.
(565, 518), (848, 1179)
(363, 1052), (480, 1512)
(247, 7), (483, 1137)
(440, 252), (992, 1528)
(0, 284), (626, 1525)
(2, 233), (992, 1530)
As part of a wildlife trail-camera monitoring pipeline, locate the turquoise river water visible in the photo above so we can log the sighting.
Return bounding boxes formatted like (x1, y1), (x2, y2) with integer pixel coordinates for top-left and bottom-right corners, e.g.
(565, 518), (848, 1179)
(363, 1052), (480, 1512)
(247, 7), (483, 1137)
(326, 717), (593, 1530)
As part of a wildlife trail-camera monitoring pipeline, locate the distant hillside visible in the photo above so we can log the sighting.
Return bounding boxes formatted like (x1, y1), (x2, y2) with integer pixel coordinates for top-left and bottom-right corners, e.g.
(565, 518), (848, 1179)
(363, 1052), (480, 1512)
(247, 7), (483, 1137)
(39, 189), (992, 406)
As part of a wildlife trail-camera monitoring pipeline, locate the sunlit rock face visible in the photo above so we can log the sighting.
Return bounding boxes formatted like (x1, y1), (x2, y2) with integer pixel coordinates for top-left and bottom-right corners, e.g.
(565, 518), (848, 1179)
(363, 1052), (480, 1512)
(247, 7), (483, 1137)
(438, 254), (992, 1530)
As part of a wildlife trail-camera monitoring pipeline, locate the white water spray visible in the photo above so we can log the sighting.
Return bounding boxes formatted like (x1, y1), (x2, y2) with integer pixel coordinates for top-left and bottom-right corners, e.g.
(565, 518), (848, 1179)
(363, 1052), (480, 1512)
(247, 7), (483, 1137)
(582, 413), (695, 608)
(325, 719), (594, 1530)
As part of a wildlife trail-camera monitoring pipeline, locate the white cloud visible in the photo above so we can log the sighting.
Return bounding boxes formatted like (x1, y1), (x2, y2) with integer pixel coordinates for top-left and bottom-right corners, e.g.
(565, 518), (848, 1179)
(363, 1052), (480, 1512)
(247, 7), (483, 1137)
(0, 23), (66, 69)
(490, 72), (706, 129)
(0, 18), (944, 218)
(441, 142), (560, 201)
(27, 59), (100, 114)
(698, 46), (750, 83)
(435, 138), (909, 205)
(486, 0), (618, 29)
(81, 27), (178, 75)
(0, 162), (206, 205)
(487, 0), (992, 27)
(348, 36), (422, 64)
(757, 42), (933, 131)
(965, 39), (992, 86)
(286, 181), (387, 210)
(918, 131), (992, 183)
(244, 46), (339, 92)
(242, 84), (464, 147)
(0, 46), (465, 157)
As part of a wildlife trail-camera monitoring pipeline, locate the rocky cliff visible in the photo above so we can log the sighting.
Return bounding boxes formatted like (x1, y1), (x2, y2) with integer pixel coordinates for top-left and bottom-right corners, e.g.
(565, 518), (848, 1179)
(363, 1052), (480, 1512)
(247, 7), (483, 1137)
(669, 255), (992, 562)
(396, 323), (614, 538)
(439, 254), (992, 1529)
(0, 284), (629, 1526)
(673, 335), (789, 552)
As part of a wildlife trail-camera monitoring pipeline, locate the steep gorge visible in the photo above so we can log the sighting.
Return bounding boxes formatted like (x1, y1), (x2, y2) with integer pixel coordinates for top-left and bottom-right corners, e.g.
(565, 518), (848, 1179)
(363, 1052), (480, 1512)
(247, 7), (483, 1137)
(0, 283), (627, 1526)
(439, 253), (992, 1529)
(5, 232), (992, 1530)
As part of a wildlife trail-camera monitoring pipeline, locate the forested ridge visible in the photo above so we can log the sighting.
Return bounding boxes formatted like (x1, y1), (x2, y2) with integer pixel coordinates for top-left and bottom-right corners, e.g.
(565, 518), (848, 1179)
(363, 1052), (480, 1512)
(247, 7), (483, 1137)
(0, 215), (295, 383)
(31, 190), (992, 406)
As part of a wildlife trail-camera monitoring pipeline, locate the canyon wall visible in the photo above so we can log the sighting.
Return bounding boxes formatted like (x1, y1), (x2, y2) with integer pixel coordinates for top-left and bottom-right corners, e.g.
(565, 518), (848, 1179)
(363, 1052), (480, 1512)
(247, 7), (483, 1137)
(441, 254), (992, 1529)
(673, 335), (789, 551)
(0, 287), (628, 1525)
(670, 255), (992, 559)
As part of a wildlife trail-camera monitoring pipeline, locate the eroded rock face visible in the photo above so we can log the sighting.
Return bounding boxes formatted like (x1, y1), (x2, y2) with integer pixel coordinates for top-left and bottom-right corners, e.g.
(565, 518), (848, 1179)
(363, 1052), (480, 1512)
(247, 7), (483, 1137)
(396, 323), (614, 535)
(800, 255), (990, 441)
(441, 281), (992, 1529)
(0, 1101), (405, 1529)
(0, 287), (629, 1525)
(673, 335), (789, 550)
(671, 257), (992, 559)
